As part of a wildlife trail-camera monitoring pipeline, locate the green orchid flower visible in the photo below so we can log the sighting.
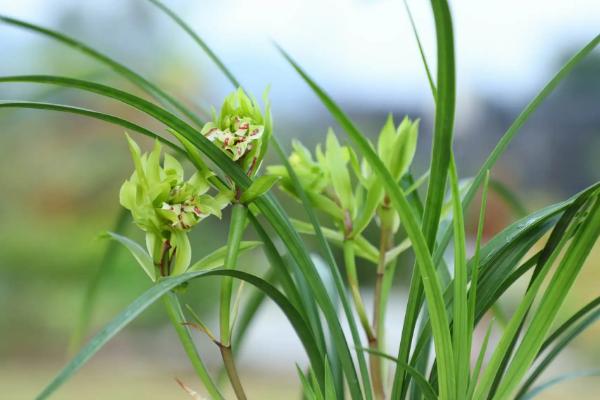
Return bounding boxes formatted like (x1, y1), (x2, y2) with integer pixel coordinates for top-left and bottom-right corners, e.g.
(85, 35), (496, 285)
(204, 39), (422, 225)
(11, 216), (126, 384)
(270, 116), (418, 236)
(119, 134), (232, 277)
(201, 88), (272, 177)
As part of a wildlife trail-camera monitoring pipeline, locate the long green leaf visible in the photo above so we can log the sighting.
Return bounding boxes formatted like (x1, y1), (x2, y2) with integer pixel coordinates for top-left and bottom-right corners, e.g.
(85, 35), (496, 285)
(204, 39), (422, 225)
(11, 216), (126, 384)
(467, 171), (490, 377)
(36, 268), (323, 400)
(0, 15), (204, 127)
(0, 75), (248, 183)
(422, 0), (455, 248)
(396, 0), (456, 394)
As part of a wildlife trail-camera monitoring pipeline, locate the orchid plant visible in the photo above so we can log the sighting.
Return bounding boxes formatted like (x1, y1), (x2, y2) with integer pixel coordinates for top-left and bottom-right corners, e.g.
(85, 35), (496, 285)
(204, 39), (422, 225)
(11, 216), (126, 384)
(1, 0), (599, 400)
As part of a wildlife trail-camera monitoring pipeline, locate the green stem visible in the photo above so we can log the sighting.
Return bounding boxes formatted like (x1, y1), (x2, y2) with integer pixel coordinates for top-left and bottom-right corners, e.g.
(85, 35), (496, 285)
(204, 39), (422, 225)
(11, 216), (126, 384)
(343, 239), (381, 399)
(162, 292), (224, 400)
(220, 203), (249, 345)
(219, 202), (248, 400)
(372, 225), (392, 393)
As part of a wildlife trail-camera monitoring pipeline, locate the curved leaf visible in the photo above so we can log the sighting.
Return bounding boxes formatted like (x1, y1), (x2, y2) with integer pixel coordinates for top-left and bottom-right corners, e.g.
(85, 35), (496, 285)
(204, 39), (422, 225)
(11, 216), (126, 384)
(0, 15), (204, 126)
(449, 154), (469, 397)
(395, 1), (456, 390)
(36, 268), (323, 400)
(0, 75), (249, 185)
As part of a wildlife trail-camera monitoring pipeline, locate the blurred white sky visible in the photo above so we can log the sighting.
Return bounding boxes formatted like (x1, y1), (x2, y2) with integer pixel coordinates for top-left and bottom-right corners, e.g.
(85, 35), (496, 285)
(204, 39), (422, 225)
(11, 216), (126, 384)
(2, 0), (599, 112)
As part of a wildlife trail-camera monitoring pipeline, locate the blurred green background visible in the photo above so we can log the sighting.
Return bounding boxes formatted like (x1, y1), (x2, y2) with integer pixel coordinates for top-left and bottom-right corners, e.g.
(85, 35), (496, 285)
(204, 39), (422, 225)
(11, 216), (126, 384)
(1, 0), (599, 398)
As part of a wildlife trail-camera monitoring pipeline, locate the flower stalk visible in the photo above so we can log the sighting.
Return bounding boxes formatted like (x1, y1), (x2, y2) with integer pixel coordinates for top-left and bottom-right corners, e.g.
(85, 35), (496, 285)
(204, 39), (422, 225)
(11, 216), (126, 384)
(219, 203), (249, 345)
(219, 202), (249, 400)
(342, 239), (383, 399)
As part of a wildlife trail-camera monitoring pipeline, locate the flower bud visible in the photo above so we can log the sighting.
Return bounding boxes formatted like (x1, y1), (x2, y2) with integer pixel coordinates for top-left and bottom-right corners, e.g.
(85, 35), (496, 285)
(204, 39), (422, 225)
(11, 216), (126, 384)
(377, 114), (419, 182)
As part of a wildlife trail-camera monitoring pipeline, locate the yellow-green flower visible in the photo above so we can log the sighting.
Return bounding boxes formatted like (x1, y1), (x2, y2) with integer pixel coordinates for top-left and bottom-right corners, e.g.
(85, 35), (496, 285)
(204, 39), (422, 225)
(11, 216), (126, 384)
(268, 116), (419, 236)
(201, 88), (271, 176)
(119, 134), (231, 276)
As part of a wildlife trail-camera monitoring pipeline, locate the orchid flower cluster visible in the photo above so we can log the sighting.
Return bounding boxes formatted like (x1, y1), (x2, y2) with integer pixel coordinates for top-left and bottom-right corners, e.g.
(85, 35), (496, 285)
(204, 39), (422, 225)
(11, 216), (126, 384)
(268, 114), (419, 239)
(119, 88), (270, 279)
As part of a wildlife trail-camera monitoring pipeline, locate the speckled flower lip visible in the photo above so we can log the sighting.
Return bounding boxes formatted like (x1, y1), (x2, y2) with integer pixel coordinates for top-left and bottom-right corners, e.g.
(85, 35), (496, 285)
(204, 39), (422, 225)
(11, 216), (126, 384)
(201, 88), (271, 177)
